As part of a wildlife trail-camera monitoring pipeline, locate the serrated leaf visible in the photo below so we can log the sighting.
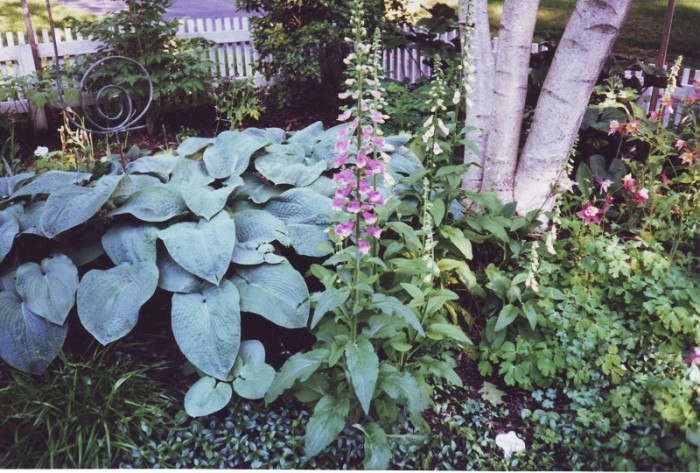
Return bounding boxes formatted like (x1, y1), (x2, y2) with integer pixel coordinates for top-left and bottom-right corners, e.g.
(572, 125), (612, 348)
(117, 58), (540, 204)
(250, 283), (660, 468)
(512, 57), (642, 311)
(159, 211), (236, 285)
(184, 376), (232, 417)
(311, 287), (350, 329)
(304, 395), (350, 458)
(0, 288), (68, 374)
(102, 223), (159, 265)
(232, 362), (276, 399)
(379, 366), (429, 423)
(203, 130), (267, 179)
(172, 280), (241, 380)
(109, 184), (188, 222)
(15, 254), (78, 325)
(77, 261), (158, 345)
(479, 381), (505, 406)
(370, 293), (424, 336)
(41, 175), (122, 238)
(231, 261), (309, 329)
(11, 170), (90, 198)
(264, 348), (329, 403)
(345, 337), (379, 415)
(494, 304), (519, 332)
(362, 422), (391, 470)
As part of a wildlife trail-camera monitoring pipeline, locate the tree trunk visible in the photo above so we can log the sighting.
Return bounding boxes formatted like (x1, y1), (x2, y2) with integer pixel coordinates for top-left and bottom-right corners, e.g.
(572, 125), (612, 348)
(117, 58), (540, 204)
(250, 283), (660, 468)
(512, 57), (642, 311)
(479, 0), (540, 203)
(513, 0), (634, 215)
(460, 0), (494, 195)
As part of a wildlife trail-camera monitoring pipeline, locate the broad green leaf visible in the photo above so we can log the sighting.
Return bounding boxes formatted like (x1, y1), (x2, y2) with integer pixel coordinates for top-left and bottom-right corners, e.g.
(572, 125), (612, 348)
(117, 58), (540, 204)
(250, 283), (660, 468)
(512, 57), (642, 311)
(159, 211), (236, 285)
(288, 121), (324, 148)
(304, 395), (350, 458)
(494, 304), (519, 332)
(0, 289), (67, 374)
(176, 137), (213, 157)
(109, 184), (188, 222)
(264, 188), (334, 224)
(232, 362), (276, 399)
(255, 151), (326, 187)
(439, 226), (473, 260)
(426, 323), (472, 345)
(231, 261), (309, 329)
(522, 300), (538, 330)
(231, 209), (290, 265)
(180, 184), (237, 220)
(102, 223), (159, 265)
(172, 280), (241, 380)
(127, 152), (181, 178)
(363, 315), (405, 339)
(238, 339), (266, 365)
(379, 365), (429, 423)
(418, 356), (463, 386)
(242, 127), (286, 144)
(286, 223), (333, 257)
(576, 162), (593, 195)
(370, 293), (425, 336)
(480, 216), (510, 243)
(0, 209), (19, 263)
(184, 376), (232, 417)
(203, 130), (267, 179)
(156, 250), (202, 293)
(362, 422), (391, 470)
(311, 287), (350, 329)
(345, 337), (379, 415)
(41, 174), (122, 238)
(77, 261), (158, 345)
(111, 174), (162, 204)
(264, 348), (329, 403)
(0, 171), (34, 198)
(169, 158), (215, 187)
(11, 170), (90, 198)
(15, 254), (78, 325)
(479, 381), (505, 405)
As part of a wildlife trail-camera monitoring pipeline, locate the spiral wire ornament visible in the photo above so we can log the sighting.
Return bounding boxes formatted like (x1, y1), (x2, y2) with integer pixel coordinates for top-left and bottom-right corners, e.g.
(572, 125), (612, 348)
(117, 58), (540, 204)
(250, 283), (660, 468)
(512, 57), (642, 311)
(45, 0), (154, 135)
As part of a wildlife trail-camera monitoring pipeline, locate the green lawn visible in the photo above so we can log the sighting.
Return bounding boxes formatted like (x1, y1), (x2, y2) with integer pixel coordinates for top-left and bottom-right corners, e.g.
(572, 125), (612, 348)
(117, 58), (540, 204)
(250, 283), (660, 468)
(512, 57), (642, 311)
(0, 0), (94, 35)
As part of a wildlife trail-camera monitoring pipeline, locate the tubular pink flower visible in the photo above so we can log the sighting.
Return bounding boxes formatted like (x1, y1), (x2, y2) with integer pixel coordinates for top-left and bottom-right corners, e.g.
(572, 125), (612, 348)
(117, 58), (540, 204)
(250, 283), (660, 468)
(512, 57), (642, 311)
(358, 179), (371, 195)
(333, 169), (354, 185)
(368, 190), (384, 205)
(335, 220), (355, 239)
(338, 92), (350, 99)
(358, 239), (371, 255)
(366, 159), (384, 175)
(347, 200), (362, 213)
(362, 125), (373, 139)
(602, 195), (614, 212)
(371, 137), (385, 148)
(362, 211), (377, 224)
(331, 197), (346, 211)
(336, 140), (350, 153)
(338, 110), (352, 122)
(370, 110), (385, 124)
(366, 226), (382, 239)
(356, 151), (368, 168)
(334, 154), (349, 168)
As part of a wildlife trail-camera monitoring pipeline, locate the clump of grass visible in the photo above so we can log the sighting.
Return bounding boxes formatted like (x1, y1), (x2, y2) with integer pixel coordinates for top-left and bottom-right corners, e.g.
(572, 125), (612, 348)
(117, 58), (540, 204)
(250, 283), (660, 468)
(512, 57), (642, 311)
(0, 341), (178, 468)
(0, 0), (94, 34)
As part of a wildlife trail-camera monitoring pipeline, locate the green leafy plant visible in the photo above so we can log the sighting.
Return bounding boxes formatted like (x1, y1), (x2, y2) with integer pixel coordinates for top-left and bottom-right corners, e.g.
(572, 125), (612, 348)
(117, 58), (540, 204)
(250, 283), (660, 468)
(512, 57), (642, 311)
(212, 76), (264, 132)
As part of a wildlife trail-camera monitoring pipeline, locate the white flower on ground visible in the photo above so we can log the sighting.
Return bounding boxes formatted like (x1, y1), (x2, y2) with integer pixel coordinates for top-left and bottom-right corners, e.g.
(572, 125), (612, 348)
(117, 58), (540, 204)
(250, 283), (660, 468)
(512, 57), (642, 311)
(495, 431), (526, 460)
(689, 365), (700, 384)
(34, 146), (49, 157)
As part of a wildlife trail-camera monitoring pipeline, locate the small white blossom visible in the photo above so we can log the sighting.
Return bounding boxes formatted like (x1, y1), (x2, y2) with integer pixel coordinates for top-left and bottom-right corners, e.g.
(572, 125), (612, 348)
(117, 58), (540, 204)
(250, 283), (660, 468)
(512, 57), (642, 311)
(433, 143), (443, 155)
(689, 365), (700, 384)
(34, 146), (49, 157)
(495, 431), (526, 460)
(437, 118), (449, 137)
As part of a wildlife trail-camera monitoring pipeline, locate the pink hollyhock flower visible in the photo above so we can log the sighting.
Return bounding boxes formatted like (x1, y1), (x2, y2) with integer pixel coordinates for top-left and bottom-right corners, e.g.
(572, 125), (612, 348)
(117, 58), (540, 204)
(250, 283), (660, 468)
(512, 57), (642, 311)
(596, 177), (613, 194)
(358, 239), (371, 255)
(632, 188), (649, 204)
(368, 190), (384, 205)
(680, 150), (697, 165)
(576, 201), (602, 225)
(675, 139), (687, 150)
(366, 226), (382, 239)
(331, 197), (346, 211)
(370, 110), (385, 124)
(347, 200), (362, 213)
(362, 211), (377, 224)
(334, 154), (348, 168)
(338, 110), (352, 122)
(335, 220), (355, 239)
(621, 173), (636, 191)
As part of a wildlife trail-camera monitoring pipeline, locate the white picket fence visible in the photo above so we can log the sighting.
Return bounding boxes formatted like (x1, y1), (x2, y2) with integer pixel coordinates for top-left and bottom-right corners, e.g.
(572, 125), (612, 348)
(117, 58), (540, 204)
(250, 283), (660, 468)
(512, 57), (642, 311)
(0, 19), (698, 129)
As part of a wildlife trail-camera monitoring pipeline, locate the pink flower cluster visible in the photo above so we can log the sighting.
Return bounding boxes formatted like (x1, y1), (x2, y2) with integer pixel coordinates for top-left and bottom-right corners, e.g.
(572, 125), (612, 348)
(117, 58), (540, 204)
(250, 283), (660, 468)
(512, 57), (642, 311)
(621, 173), (650, 204)
(675, 139), (697, 166)
(576, 195), (614, 225)
(609, 120), (640, 136)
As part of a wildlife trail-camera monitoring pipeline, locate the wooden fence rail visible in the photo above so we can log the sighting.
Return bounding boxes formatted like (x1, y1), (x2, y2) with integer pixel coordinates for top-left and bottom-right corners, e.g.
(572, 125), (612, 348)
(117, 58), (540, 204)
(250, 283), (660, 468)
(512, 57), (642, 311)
(1, 20), (698, 129)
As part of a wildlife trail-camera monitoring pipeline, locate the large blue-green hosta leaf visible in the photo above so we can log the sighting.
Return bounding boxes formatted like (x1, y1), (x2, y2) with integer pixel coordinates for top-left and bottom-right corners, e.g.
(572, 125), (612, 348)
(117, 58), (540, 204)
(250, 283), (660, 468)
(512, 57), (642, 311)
(288, 121), (324, 149)
(232, 209), (289, 265)
(111, 174), (162, 204)
(203, 130), (267, 179)
(0, 209), (19, 263)
(127, 152), (181, 179)
(232, 362), (276, 399)
(15, 254), (78, 325)
(169, 159), (214, 187)
(109, 184), (188, 222)
(181, 184), (238, 220)
(16, 201), (45, 236)
(231, 261), (309, 329)
(176, 137), (213, 157)
(40, 174), (122, 238)
(184, 376), (232, 417)
(77, 261), (159, 345)
(242, 127), (286, 144)
(255, 149), (327, 187)
(159, 211), (236, 285)
(156, 250), (202, 293)
(0, 288), (67, 374)
(11, 170), (91, 198)
(102, 224), (159, 265)
(172, 280), (240, 380)
(0, 171), (34, 198)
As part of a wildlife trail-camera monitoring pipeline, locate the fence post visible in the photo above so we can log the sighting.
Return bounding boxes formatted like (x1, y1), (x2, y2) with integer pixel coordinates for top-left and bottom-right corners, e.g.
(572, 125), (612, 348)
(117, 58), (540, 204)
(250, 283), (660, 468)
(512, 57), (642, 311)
(16, 42), (48, 130)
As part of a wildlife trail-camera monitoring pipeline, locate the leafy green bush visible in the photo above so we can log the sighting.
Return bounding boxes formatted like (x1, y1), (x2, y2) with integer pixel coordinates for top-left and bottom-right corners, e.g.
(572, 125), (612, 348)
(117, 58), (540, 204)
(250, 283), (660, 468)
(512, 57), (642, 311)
(0, 341), (176, 468)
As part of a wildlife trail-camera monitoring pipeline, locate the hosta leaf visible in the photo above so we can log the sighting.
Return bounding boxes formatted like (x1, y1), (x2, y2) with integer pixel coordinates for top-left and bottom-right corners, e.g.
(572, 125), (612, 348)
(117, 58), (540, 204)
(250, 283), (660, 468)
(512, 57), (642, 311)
(111, 174), (162, 204)
(11, 170), (90, 198)
(0, 209), (19, 263)
(362, 423), (391, 470)
(156, 250), (202, 293)
(169, 158), (214, 187)
(77, 261), (158, 345)
(305, 395), (350, 458)
(307, 176), (335, 197)
(234, 175), (285, 204)
(181, 185), (237, 220)
(265, 348), (329, 403)
(264, 188), (333, 224)
(16, 201), (45, 236)
(311, 287), (350, 329)
(288, 121), (324, 148)
(127, 152), (181, 178)
(184, 376), (232, 417)
(286, 223), (332, 257)
(40, 174), (122, 238)
(203, 130), (267, 179)
(232, 362), (276, 399)
(176, 137), (213, 157)
(159, 211), (236, 285)
(243, 127), (286, 144)
(15, 254), (78, 325)
(370, 293), (425, 336)
(255, 152), (326, 187)
(231, 261), (309, 329)
(231, 209), (290, 265)
(238, 339), (266, 365)
(172, 280), (241, 380)
(109, 184), (188, 222)
(0, 171), (34, 198)
(102, 224), (159, 265)
(0, 289), (68, 374)
(345, 336), (379, 415)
